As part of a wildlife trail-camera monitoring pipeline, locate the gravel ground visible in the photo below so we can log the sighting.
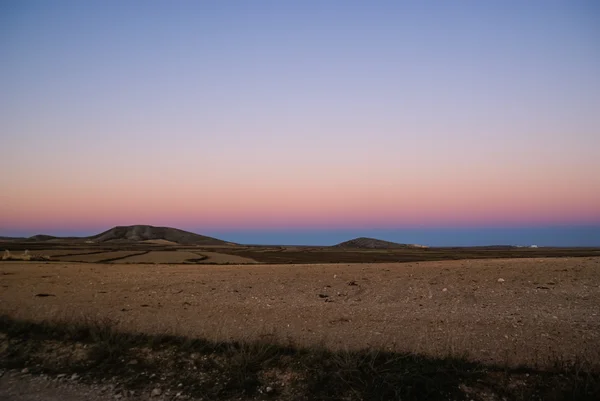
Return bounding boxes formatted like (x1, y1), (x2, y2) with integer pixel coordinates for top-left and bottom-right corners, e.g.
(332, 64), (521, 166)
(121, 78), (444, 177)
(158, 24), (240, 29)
(0, 370), (112, 401)
(1, 257), (599, 367)
(0, 369), (195, 401)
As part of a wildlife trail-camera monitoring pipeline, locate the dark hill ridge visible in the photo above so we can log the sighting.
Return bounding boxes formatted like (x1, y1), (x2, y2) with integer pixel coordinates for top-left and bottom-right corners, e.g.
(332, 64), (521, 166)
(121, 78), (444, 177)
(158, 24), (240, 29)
(26, 234), (58, 242)
(0, 236), (22, 241)
(88, 225), (233, 246)
(334, 237), (428, 249)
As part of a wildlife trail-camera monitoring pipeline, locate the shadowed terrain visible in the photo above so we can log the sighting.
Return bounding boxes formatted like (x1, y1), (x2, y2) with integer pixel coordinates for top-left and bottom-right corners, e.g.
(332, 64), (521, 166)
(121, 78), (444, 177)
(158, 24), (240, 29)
(88, 225), (235, 246)
(334, 236), (427, 249)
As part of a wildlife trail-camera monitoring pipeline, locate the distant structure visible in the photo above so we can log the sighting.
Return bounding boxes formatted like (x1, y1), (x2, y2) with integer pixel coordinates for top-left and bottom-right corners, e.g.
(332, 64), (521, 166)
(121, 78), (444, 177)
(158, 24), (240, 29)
(530, 245), (538, 248)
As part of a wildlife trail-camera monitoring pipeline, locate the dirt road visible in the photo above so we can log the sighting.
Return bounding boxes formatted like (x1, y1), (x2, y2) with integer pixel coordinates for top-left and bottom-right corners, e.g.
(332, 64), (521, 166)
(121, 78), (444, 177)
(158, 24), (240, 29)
(0, 371), (111, 401)
(1, 257), (599, 367)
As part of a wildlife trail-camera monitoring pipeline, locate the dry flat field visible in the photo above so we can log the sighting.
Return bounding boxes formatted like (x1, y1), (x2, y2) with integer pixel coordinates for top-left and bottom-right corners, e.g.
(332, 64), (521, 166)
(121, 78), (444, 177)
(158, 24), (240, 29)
(2, 257), (599, 368)
(112, 251), (208, 264)
(113, 250), (257, 264)
(1, 248), (259, 264)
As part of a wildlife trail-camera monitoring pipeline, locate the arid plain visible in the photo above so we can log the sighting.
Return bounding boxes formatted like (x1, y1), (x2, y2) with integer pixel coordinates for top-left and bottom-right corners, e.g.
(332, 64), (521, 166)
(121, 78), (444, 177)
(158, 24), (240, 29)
(2, 228), (600, 400)
(2, 246), (599, 367)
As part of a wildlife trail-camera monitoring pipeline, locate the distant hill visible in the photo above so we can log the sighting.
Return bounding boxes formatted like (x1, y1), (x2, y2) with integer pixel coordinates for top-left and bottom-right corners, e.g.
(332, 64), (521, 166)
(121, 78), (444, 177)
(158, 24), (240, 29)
(334, 237), (428, 249)
(26, 234), (58, 242)
(87, 225), (233, 246)
(0, 236), (22, 241)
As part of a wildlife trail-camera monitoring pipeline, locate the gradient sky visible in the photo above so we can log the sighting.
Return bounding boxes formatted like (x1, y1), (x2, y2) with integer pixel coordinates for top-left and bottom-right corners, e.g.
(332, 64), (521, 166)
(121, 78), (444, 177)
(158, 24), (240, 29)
(2, 1), (600, 245)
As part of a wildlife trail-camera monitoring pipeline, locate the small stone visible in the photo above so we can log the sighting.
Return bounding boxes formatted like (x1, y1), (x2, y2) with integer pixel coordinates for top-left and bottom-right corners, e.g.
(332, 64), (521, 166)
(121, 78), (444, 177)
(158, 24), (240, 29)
(265, 386), (274, 393)
(151, 388), (162, 397)
(442, 288), (447, 292)
(57, 373), (67, 379)
(497, 278), (505, 283)
(71, 373), (79, 380)
(178, 383), (183, 387)
(21, 368), (29, 374)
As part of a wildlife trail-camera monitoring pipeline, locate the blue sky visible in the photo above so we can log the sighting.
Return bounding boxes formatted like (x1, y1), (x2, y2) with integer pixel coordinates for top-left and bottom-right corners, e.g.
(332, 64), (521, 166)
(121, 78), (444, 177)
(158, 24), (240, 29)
(1, 1), (599, 245)
(205, 225), (600, 247)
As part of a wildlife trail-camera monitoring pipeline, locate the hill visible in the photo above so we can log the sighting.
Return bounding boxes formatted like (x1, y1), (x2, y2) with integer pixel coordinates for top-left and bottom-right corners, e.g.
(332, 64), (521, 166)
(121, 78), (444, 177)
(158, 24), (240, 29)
(333, 237), (427, 249)
(0, 236), (22, 241)
(26, 234), (58, 242)
(87, 225), (233, 246)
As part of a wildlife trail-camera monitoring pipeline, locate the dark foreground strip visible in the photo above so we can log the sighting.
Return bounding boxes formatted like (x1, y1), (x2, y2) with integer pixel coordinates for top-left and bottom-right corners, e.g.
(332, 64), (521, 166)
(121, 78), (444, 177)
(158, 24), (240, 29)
(1, 315), (599, 401)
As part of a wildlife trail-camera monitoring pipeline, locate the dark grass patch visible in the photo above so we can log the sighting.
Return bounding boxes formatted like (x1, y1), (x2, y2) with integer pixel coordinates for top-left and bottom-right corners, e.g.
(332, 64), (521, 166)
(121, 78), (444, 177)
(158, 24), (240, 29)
(97, 250), (151, 263)
(185, 253), (210, 263)
(1, 315), (599, 400)
(211, 247), (600, 264)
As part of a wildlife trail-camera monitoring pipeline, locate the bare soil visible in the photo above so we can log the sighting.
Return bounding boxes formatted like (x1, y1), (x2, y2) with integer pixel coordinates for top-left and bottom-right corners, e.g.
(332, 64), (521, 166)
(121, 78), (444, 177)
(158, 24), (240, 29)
(1, 257), (599, 368)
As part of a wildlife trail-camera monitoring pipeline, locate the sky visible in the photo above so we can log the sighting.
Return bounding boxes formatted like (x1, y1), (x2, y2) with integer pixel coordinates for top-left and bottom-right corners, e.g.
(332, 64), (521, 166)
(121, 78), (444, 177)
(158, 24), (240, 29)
(1, 1), (600, 246)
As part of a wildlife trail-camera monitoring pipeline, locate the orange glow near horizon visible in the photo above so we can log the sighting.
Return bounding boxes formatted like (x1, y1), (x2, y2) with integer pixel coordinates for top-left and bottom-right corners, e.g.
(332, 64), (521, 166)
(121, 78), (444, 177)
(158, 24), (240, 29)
(2, 169), (599, 232)
(2, 1), (600, 238)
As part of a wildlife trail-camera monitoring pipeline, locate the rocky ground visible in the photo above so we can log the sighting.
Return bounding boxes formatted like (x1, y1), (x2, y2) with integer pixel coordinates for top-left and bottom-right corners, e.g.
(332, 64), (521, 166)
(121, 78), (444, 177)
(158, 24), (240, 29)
(1, 369), (114, 401)
(1, 257), (600, 400)
(1, 368), (195, 401)
(2, 257), (600, 367)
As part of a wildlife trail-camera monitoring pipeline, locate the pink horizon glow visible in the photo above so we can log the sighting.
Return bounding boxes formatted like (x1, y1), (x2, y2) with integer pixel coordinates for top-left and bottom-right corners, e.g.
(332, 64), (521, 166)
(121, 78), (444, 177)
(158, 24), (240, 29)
(2, 2), (599, 236)
(2, 175), (599, 232)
